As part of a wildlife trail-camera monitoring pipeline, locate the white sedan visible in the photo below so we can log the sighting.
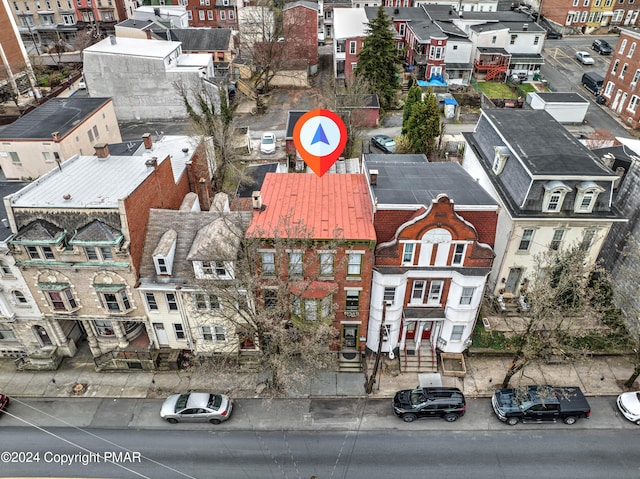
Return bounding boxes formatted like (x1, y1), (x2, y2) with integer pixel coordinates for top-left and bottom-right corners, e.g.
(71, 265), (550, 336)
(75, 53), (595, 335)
(260, 132), (276, 155)
(617, 391), (640, 425)
(576, 51), (595, 65)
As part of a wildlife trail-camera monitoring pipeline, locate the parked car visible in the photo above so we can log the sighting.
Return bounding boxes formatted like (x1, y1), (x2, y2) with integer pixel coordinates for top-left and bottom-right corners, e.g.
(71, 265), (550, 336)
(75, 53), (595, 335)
(492, 385), (591, 425)
(592, 39), (613, 55)
(582, 72), (604, 95)
(160, 392), (232, 424)
(0, 393), (8, 415)
(371, 134), (396, 153)
(77, 77), (86, 89)
(617, 391), (640, 425)
(546, 30), (563, 39)
(318, 32), (326, 46)
(260, 132), (276, 155)
(392, 387), (466, 422)
(576, 51), (595, 65)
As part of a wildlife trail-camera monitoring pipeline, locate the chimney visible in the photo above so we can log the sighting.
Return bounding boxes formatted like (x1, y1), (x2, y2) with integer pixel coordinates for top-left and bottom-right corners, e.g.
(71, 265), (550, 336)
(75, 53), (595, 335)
(369, 169), (379, 186)
(142, 133), (153, 149)
(94, 143), (110, 159)
(51, 131), (60, 142)
(252, 191), (262, 209)
(198, 178), (211, 211)
(109, 35), (117, 45)
(145, 29), (152, 40)
(145, 157), (158, 168)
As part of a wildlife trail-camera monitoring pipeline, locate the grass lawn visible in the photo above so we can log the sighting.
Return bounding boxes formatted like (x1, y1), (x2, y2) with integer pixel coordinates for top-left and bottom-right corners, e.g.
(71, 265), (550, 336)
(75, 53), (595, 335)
(474, 81), (517, 99)
(518, 83), (536, 93)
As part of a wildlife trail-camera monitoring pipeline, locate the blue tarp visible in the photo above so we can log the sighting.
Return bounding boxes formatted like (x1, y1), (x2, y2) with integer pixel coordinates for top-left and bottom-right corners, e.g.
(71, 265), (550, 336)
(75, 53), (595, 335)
(444, 98), (458, 105)
(417, 74), (448, 87)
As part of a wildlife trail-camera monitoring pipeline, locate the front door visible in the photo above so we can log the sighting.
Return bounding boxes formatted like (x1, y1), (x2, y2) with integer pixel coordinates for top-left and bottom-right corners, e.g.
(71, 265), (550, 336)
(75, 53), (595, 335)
(406, 321), (431, 341)
(33, 325), (53, 347)
(504, 268), (522, 294)
(341, 324), (358, 350)
(153, 323), (169, 346)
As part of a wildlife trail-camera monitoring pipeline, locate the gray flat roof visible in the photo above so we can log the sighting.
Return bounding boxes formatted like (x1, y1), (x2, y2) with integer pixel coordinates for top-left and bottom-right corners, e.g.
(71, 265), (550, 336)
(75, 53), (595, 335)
(0, 98), (113, 140)
(366, 160), (498, 207)
(535, 92), (588, 103)
(482, 109), (614, 176)
(9, 135), (200, 208)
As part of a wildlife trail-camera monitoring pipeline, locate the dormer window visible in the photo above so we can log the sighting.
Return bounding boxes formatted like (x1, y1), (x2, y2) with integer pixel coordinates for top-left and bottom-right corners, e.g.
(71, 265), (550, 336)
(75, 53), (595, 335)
(492, 146), (510, 174)
(194, 260), (233, 279)
(153, 229), (177, 276)
(574, 181), (605, 213)
(542, 181), (571, 213)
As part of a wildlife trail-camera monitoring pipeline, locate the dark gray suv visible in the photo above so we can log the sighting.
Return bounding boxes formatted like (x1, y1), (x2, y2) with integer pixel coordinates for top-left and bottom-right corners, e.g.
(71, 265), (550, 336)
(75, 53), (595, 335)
(392, 387), (466, 422)
(592, 39), (613, 55)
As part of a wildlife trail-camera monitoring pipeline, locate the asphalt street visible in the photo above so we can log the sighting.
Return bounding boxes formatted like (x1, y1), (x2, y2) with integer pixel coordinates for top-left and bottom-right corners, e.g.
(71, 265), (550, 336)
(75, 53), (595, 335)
(1, 395), (637, 432)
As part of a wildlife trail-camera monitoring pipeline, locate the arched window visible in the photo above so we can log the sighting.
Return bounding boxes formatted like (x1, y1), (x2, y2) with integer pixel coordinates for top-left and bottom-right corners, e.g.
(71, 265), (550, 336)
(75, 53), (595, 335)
(12, 290), (27, 305)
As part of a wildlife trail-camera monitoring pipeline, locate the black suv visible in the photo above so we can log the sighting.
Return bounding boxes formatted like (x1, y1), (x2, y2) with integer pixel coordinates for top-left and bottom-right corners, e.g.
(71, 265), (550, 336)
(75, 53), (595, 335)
(392, 387), (466, 422)
(592, 39), (613, 55)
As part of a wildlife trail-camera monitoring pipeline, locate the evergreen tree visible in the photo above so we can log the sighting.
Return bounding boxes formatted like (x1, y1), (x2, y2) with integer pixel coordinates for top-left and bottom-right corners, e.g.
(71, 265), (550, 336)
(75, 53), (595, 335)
(353, 6), (401, 110)
(402, 85), (422, 135)
(405, 90), (440, 156)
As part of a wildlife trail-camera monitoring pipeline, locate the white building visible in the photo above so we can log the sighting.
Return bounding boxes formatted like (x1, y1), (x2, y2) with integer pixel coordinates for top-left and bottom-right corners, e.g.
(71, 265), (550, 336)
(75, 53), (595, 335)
(462, 109), (625, 298)
(83, 36), (221, 121)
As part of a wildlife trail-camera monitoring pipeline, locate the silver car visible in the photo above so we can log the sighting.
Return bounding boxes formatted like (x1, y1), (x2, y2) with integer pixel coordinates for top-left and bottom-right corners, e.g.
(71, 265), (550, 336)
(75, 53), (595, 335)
(160, 392), (232, 424)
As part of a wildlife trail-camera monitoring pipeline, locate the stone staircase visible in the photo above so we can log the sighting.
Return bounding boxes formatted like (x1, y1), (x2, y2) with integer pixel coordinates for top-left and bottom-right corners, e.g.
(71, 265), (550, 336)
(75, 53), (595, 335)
(400, 340), (437, 373)
(338, 350), (363, 372)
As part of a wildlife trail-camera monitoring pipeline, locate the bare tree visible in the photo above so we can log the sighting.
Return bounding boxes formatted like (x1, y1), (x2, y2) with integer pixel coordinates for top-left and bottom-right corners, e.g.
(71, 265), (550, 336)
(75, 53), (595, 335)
(238, 2), (316, 99)
(610, 236), (640, 388)
(582, 129), (618, 150)
(175, 80), (237, 194)
(193, 210), (342, 396)
(335, 76), (375, 158)
(499, 244), (613, 388)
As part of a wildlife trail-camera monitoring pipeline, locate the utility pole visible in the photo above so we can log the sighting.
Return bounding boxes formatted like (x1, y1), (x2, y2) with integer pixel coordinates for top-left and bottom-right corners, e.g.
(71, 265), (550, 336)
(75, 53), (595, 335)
(365, 302), (387, 394)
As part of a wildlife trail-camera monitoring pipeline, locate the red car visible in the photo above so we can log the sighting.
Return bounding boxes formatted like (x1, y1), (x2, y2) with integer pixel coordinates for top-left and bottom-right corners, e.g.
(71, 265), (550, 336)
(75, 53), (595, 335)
(0, 394), (9, 414)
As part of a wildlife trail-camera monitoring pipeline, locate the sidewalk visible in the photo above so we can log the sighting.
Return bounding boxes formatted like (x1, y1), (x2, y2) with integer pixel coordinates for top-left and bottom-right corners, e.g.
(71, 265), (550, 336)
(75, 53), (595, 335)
(0, 350), (635, 400)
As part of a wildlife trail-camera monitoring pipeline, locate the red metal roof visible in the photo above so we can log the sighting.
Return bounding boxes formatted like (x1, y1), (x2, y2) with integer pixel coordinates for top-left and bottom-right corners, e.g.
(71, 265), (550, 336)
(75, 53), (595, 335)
(246, 173), (376, 241)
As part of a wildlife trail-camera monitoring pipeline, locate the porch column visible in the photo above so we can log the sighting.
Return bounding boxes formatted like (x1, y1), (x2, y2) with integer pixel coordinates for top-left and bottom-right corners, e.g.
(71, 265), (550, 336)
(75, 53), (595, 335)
(81, 319), (102, 357)
(46, 317), (77, 357)
(111, 321), (129, 349)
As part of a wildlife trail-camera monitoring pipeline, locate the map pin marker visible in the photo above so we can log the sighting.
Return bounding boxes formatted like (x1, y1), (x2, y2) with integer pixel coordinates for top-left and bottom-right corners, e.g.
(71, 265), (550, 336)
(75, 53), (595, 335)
(293, 109), (348, 177)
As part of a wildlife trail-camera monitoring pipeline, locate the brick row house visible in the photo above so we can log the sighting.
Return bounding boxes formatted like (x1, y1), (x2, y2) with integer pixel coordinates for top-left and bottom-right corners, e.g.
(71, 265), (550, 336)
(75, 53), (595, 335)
(2, 133), (213, 370)
(540, 0), (640, 32)
(601, 28), (640, 129)
(245, 173), (377, 371)
(362, 155), (498, 371)
(333, 6), (545, 86)
(0, 1), (37, 101)
(462, 109), (625, 301)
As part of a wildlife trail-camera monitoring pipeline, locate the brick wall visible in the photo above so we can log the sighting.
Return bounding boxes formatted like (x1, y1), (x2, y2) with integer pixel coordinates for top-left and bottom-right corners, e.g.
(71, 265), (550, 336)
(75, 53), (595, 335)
(125, 156), (191, 273)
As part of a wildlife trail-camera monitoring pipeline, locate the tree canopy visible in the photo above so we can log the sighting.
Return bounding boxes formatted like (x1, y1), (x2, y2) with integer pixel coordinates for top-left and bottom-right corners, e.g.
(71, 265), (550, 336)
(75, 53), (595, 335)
(404, 89), (440, 156)
(353, 6), (401, 110)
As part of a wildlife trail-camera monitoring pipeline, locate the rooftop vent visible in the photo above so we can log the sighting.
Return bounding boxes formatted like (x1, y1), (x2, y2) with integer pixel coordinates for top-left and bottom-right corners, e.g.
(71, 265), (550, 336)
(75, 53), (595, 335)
(145, 157), (158, 168)
(182, 147), (189, 155)
(109, 35), (116, 45)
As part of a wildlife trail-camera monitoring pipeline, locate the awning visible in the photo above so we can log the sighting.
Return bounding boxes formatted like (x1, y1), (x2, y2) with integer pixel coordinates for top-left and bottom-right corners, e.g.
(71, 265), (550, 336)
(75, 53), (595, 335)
(403, 307), (446, 320)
